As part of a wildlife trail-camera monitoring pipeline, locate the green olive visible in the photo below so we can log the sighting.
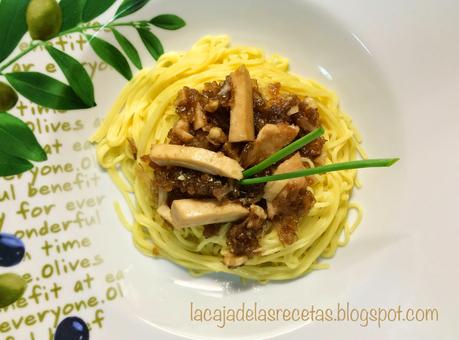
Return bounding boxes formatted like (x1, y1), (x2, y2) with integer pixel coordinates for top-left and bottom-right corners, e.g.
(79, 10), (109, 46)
(26, 0), (62, 40)
(0, 81), (18, 111)
(0, 273), (27, 308)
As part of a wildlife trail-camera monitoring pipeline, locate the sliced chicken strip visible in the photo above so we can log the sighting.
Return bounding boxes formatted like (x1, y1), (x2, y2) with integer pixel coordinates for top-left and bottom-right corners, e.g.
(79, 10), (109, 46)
(263, 153), (307, 218)
(156, 190), (175, 225)
(170, 199), (249, 228)
(223, 253), (248, 268)
(264, 153), (305, 202)
(150, 144), (243, 179)
(229, 65), (255, 142)
(157, 205), (174, 225)
(169, 119), (194, 143)
(241, 123), (299, 168)
(193, 102), (207, 130)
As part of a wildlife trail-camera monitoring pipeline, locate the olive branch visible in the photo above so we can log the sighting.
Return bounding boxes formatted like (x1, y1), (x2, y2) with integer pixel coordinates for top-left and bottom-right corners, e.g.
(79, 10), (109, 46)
(0, 0), (186, 177)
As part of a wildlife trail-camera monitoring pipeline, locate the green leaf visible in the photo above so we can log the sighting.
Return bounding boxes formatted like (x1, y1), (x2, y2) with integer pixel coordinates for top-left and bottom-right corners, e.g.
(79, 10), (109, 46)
(0, 0), (29, 63)
(137, 28), (164, 61)
(60, 0), (87, 31)
(46, 46), (95, 107)
(150, 14), (186, 30)
(112, 29), (142, 69)
(5, 72), (90, 110)
(0, 112), (47, 162)
(0, 150), (33, 177)
(87, 35), (132, 80)
(115, 0), (150, 19)
(82, 0), (116, 22)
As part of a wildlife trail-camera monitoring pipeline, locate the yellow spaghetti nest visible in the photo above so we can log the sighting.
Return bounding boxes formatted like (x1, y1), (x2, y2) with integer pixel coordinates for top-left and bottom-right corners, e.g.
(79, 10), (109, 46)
(91, 35), (365, 281)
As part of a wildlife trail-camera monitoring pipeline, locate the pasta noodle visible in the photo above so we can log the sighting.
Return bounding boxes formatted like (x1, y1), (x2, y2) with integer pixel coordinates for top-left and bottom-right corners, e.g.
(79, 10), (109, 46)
(91, 36), (364, 281)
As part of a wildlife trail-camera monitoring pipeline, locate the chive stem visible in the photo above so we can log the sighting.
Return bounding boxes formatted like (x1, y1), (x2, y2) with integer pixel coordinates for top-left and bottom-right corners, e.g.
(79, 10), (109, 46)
(240, 158), (399, 185)
(242, 127), (325, 178)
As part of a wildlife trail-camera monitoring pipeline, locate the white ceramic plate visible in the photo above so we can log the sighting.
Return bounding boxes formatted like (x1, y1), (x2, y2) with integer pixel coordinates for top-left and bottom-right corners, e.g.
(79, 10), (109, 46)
(1, 0), (458, 339)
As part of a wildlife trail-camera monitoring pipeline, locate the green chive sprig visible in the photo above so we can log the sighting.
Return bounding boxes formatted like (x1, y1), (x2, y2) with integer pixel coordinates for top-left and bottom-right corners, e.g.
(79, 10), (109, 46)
(242, 127), (325, 178)
(240, 158), (399, 186)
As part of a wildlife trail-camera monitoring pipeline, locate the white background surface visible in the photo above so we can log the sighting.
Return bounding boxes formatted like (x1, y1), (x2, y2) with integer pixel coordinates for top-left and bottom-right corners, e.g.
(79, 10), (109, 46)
(285, 1), (459, 338)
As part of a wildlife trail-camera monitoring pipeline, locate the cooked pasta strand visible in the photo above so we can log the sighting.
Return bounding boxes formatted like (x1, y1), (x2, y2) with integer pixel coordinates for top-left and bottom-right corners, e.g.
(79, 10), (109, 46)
(91, 36), (364, 281)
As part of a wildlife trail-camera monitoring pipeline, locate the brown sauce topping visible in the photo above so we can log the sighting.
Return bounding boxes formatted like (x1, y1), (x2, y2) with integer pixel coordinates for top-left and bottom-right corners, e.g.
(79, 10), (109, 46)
(150, 68), (325, 260)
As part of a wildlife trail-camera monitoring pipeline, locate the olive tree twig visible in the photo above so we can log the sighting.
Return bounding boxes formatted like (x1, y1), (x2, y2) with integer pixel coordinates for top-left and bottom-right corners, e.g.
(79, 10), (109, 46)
(0, 20), (144, 75)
